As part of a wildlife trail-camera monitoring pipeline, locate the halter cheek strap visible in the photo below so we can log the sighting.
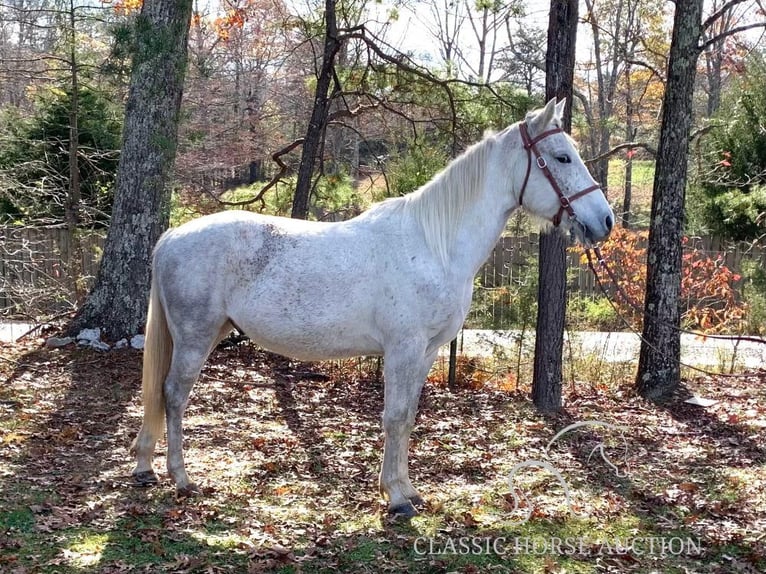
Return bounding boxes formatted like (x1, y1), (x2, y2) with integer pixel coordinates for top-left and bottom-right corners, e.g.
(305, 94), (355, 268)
(518, 122), (602, 227)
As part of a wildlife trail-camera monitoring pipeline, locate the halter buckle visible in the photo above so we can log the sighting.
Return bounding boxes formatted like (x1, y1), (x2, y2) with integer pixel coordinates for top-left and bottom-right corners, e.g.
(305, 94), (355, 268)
(536, 157), (547, 169)
(559, 196), (571, 208)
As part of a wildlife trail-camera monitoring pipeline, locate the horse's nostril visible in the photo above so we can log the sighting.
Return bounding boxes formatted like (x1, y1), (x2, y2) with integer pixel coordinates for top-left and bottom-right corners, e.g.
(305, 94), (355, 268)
(605, 214), (614, 232)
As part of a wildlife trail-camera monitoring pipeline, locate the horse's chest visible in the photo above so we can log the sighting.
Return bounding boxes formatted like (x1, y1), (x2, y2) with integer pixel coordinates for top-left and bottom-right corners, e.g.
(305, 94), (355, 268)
(391, 277), (472, 336)
(432, 284), (472, 335)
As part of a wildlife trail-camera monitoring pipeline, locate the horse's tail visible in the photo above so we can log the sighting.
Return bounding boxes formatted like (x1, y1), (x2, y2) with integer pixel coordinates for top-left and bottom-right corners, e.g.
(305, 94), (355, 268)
(132, 274), (172, 449)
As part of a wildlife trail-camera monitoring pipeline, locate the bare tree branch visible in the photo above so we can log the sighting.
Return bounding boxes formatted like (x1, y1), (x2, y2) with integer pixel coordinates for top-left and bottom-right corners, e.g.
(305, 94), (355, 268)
(699, 21), (766, 51)
(202, 138), (305, 209)
(701, 0), (751, 31)
(585, 141), (657, 164)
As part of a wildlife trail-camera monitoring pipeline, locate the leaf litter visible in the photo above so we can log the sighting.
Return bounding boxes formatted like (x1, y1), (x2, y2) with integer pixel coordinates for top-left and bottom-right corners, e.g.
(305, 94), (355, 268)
(0, 338), (764, 573)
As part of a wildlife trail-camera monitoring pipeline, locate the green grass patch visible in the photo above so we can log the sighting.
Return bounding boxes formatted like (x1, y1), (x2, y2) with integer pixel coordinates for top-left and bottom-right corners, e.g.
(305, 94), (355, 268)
(0, 507), (35, 532)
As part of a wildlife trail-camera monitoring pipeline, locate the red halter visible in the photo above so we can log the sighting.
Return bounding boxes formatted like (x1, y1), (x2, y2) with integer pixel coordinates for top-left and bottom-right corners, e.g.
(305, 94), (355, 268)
(518, 122), (602, 227)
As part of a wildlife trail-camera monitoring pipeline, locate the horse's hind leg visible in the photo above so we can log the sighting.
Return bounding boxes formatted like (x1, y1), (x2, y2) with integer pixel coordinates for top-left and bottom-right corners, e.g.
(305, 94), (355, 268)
(165, 322), (232, 495)
(132, 432), (160, 485)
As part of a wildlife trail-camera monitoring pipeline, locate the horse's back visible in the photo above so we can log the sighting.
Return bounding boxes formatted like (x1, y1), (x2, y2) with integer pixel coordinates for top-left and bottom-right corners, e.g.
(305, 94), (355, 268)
(154, 210), (348, 276)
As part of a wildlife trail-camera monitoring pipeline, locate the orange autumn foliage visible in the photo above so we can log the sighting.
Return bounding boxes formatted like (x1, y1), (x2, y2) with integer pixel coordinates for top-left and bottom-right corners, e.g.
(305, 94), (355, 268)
(579, 227), (747, 334)
(103, 0), (251, 42)
(102, 0), (142, 15)
(214, 8), (247, 40)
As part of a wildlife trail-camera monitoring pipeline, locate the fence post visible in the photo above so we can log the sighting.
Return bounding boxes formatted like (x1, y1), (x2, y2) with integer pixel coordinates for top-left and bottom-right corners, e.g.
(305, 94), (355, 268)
(448, 337), (458, 390)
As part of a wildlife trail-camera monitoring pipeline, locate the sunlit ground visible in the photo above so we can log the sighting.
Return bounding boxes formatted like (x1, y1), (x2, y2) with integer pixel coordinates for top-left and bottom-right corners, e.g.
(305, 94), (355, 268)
(1, 340), (764, 573)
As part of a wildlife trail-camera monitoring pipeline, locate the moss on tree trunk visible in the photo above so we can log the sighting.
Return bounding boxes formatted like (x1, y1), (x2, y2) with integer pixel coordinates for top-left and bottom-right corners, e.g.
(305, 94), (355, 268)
(637, 0), (703, 400)
(68, 0), (193, 340)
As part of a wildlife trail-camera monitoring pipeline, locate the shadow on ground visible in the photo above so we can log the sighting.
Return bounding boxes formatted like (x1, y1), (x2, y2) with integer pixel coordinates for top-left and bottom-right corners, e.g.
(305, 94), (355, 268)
(1, 341), (764, 573)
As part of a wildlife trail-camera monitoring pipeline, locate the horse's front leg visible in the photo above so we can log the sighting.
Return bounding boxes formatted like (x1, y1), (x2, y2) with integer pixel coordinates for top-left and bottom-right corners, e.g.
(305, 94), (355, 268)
(380, 345), (437, 517)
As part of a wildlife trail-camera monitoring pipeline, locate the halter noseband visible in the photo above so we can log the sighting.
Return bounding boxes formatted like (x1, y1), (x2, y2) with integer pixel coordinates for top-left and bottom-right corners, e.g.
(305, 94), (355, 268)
(518, 122), (602, 227)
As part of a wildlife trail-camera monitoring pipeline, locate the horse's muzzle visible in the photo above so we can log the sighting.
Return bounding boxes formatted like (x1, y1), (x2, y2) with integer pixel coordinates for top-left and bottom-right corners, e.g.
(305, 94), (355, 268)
(571, 215), (613, 246)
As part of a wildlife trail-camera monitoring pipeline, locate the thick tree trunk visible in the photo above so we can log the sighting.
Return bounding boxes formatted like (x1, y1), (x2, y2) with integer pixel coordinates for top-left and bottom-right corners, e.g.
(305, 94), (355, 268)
(531, 0), (578, 412)
(636, 0), (702, 400)
(532, 230), (568, 411)
(68, 0), (194, 340)
(291, 0), (341, 220)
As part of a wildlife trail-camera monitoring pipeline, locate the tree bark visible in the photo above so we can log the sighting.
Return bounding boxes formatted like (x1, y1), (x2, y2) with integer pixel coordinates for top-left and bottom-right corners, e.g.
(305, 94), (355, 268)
(291, 0), (341, 220)
(531, 0), (578, 412)
(65, 0), (83, 304)
(636, 0), (703, 400)
(704, 42), (723, 117)
(68, 0), (194, 340)
(622, 63), (635, 229)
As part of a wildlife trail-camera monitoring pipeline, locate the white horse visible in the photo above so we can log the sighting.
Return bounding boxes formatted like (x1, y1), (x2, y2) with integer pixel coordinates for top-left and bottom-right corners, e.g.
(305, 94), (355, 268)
(130, 98), (614, 517)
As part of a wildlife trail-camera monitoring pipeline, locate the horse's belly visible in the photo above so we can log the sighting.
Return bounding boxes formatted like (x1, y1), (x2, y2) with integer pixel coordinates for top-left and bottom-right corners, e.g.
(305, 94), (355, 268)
(236, 319), (384, 362)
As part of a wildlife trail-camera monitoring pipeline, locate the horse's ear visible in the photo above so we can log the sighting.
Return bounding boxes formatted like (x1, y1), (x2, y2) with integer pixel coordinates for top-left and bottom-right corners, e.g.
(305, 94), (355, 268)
(555, 98), (567, 120)
(528, 98), (558, 136)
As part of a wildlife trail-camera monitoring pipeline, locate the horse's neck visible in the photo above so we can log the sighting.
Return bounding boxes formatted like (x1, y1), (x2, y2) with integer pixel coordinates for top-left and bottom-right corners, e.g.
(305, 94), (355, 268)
(450, 182), (519, 278)
(447, 137), (522, 278)
(407, 134), (521, 277)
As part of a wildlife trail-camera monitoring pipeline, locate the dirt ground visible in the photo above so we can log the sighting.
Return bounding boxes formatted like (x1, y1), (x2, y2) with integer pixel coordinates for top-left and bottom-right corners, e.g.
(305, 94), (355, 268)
(0, 338), (765, 573)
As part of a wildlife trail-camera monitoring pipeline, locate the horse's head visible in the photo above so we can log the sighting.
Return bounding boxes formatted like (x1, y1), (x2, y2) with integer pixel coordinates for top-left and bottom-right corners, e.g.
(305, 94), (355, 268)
(511, 98), (614, 245)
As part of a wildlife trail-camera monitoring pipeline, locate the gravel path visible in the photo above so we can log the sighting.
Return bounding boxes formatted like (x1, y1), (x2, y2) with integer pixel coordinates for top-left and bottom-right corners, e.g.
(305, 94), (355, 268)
(455, 329), (766, 370)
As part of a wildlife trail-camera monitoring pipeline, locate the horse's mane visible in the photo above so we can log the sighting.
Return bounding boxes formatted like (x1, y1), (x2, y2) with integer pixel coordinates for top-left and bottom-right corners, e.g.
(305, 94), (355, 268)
(401, 133), (497, 267)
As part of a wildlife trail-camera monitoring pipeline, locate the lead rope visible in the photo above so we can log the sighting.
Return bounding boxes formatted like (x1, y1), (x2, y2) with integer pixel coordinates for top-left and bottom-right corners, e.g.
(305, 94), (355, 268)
(583, 247), (766, 379)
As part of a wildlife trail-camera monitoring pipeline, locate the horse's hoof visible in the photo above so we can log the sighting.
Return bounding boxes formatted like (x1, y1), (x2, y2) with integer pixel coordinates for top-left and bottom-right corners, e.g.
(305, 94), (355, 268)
(388, 501), (418, 519)
(131, 470), (159, 487)
(409, 494), (426, 509)
(175, 483), (200, 499)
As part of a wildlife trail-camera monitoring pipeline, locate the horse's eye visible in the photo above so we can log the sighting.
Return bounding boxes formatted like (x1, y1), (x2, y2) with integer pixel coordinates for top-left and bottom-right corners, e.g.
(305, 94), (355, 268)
(556, 154), (572, 164)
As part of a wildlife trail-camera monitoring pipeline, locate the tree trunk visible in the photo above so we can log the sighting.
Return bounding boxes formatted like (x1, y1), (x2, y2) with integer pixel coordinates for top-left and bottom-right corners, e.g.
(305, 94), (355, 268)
(704, 41), (723, 117)
(636, 0), (702, 400)
(582, 0), (608, 190)
(531, 0), (578, 412)
(291, 0), (341, 220)
(68, 0), (194, 340)
(65, 0), (83, 304)
(622, 64), (635, 229)
(593, 126), (610, 190)
(622, 153), (633, 228)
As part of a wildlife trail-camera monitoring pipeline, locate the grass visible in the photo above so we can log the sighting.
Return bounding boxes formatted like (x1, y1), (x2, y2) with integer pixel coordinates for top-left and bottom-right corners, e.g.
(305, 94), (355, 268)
(0, 341), (764, 573)
(607, 159), (655, 226)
